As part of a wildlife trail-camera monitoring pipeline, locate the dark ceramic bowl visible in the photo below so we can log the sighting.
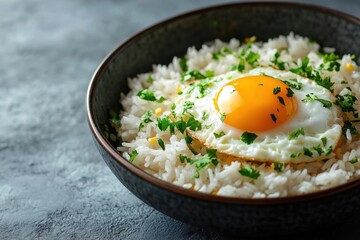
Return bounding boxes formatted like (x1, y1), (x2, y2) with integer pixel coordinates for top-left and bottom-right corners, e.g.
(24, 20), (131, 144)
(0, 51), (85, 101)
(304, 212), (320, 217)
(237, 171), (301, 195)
(86, 2), (360, 236)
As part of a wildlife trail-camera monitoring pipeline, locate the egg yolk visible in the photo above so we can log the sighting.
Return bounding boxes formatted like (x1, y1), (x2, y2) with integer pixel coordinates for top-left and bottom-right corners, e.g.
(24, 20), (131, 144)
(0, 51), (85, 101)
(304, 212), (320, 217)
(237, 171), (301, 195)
(214, 75), (297, 132)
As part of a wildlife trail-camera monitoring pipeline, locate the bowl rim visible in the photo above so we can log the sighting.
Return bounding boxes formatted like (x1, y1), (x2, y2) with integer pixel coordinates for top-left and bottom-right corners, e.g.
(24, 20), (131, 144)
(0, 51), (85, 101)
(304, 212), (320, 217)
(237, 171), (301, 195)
(86, 1), (360, 205)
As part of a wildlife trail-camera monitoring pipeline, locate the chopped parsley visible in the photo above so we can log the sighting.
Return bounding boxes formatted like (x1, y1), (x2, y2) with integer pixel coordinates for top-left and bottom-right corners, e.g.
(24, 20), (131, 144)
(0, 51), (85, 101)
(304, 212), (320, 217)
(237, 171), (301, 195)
(202, 112), (209, 121)
(303, 147), (313, 157)
(158, 138), (165, 150)
(181, 70), (206, 82)
(185, 135), (193, 144)
(237, 58), (245, 72)
(179, 149), (219, 178)
(186, 117), (202, 131)
(325, 145), (333, 155)
(321, 137), (327, 146)
(239, 167), (260, 180)
(320, 52), (340, 72)
(205, 70), (215, 78)
(282, 79), (302, 90)
(286, 88), (294, 97)
(289, 127), (304, 140)
(350, 157), (358, 164)
(302, 93), (332, 108)
(241, 132), (258, 144)
(312, 145), (323, 156)
(229, 64), (237, 71)
(290, 57), (312, 78)
(157, 117), (173, 132)
(147, 75), (154, 84)
(137, 89), (166, 103)
(213, 131), (225, 138)
(273, 87), (281, 94)
(274, 162), (283, 172)
(171, 103), (177, 118)
(271, 51), (286, 70)
(139, 111), (153, 130)
(175, 119), (187, 134)
(179, 57), (188, 72)
(278, 96), (285, 105)
(290, 152), (301, 158)
(335, 93), (358, 117)
(182, 101), (194, 114)
(129, 150), (138, 162)
(342, 121), (358, 136)
(270, 114), (277, 123)
(245, 51), (260, 67)
(313, 73), (334, 92)
(109, 110), (121, 128)
(220, 113), (226, 122)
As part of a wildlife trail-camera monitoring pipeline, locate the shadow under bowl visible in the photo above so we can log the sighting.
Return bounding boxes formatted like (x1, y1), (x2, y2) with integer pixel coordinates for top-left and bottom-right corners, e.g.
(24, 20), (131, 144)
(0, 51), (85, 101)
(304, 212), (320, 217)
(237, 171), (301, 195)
(86, 2), (360, 236)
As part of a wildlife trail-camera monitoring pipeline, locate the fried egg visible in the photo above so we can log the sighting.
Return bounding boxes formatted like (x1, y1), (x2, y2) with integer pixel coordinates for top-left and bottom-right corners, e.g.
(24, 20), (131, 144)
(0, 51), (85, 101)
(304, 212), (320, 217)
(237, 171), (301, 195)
(174, 68), (343, 163)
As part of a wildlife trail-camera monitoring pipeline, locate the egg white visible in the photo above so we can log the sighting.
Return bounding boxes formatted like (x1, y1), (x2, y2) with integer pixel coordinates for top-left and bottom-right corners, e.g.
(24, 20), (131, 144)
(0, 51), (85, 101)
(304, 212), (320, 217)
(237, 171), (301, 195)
(174, 68), (343, 163)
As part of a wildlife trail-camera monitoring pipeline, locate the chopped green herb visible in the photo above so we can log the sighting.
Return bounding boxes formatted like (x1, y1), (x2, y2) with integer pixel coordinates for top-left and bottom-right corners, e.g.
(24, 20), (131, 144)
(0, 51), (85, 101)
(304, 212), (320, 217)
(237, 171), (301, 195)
(129, 150), (138, 162)
(179, 149), (219, 178)
(290, 57), (312, 78)
(320, 52), (340, 72)
(182, 101), (194, 114)
(270, 114), (277, 123)
(274, 162), (283, 172)
(202, 112), (209, 121)
(109, 110), (121, 128)
(286, 88), (294, 97)
(289, 127), (304, 140)
(237, 58), (245, 72)
(137, 89), (166, 103)
(220, 113), (226, 122)
(147, 75), (154, 84)
(241, 132), (258, 144)
(171, 103), (177, 118)
(179, 57), (188, 72)
(312, 145), (323, 156)
(205, 70), (215, 78)
(229, 64), (237, 71)
(278, 96), (285, 105)
(158, 138), (165, 150)
(313, 73), (334, 92)
(186, 77), (216, 98)
(139, 111), (153, 130)
(271, 51), (286, 70)
(157, 117), (172, 131)
(175, 119), (187, 134)
(187, 117), (202, 131)
(282, 79), (302, 90)
(303, 147), (313, 157)
(245, 51), (260, 67)
(185, 135), (193, 144)
(341, 80), (348, 84)
(325, 145), (333, 155)
(181, 70), (206, 82)
(342, 121), (358, 136)
(290, 152), (301, 158)
(239, 167), (260, 180)
(335, 93), (358, 117)
(302, 93), (332, 108)
(350, 157), (358, 164)
(273, 87), (281, 95)
(321, 137), (327, 146)
(213, 131), (225, 138)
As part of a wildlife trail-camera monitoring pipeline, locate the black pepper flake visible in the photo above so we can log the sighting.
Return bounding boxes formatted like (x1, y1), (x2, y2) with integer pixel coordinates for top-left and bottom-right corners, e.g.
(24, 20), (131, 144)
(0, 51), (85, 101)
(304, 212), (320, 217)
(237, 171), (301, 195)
(278, 96), (285, 105)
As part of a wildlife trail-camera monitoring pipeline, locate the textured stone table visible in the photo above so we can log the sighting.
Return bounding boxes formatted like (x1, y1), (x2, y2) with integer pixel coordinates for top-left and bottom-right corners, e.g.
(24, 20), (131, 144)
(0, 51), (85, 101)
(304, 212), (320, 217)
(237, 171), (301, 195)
(1, 0), (360, 239)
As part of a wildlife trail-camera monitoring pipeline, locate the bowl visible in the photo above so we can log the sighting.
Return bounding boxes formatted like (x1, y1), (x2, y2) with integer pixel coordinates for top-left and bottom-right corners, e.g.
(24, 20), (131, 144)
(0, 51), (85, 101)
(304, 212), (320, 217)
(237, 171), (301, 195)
(86, 2), (360, 236)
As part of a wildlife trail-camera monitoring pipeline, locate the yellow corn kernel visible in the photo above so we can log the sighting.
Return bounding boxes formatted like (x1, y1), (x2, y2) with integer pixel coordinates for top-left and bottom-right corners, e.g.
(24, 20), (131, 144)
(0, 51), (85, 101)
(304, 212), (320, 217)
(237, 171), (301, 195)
(154, 108), (162, 115)
(176, 85), (181, 93)
(148, 137), (157, 145)
(345, 63), (355, 71)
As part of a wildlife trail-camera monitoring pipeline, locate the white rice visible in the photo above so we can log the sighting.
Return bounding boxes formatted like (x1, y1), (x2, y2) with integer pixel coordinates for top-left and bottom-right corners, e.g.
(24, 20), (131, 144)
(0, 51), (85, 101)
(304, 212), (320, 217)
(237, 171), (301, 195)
(116, 33), (360, 198)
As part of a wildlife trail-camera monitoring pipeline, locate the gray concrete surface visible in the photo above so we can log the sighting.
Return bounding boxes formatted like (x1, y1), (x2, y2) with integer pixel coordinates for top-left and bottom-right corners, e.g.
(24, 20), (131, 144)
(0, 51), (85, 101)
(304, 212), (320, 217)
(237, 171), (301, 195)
(1, 0), (360, 239)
